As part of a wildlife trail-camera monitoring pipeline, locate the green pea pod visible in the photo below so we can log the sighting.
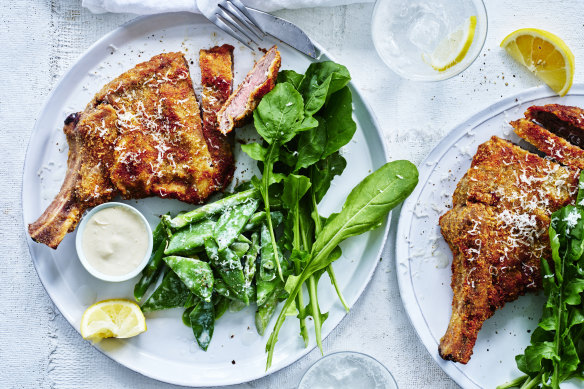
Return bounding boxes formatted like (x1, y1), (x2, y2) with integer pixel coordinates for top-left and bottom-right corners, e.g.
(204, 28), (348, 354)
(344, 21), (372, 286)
(244, 232), (260, 293)
(134, 215), (172, 302)
(190, 300), (215, 351)
(165, 219), (215, 255)
(152, 214), (171, 248)
(214, 198), (260, 250)
(244, 211), (283, 232)
(214, 296), (230, 320)
(259, 223), (277, 282)
(230, 241), (252, 300)
(256, 224), (286, 306)
(134, 243), (167, 302)
(170, 189), (259, 229)
(184, 293), (198, 309)
(204, 239), (249, 305)
(236, 234), (252, 245)
(257, 277), (281, 307)
(230, 242), (250, 257)
(213, 278), (238, 301)
(163, 256), (214, 302)
(141, 270), (192, 313)
(255, 285), (283, 336)
(229, 299), (247, 312)
(182, 306), (194, 327)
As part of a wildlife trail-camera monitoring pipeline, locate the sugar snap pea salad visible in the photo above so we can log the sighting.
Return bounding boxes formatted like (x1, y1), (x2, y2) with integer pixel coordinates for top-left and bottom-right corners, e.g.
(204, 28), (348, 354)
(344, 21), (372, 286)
(133, 61), (419, 367)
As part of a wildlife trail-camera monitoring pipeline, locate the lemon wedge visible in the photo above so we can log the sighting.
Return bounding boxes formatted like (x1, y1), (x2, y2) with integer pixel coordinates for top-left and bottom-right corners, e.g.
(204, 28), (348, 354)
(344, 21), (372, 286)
(501, 28), (574, 96)
(80, 299), (146, 342)
(426, 16), (477, 71)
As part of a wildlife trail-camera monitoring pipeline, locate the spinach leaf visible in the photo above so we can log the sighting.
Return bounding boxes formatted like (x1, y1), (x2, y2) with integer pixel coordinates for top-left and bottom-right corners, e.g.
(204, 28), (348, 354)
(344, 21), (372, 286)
(311, 152), (347, 204)
(319, 87), (356, 158)
(253, 82), (306, 144)
(299, 61), (351, 116)
(282, 175), (312, 239)
(295, 116), (326, 171)
(277, 69), (303, 89)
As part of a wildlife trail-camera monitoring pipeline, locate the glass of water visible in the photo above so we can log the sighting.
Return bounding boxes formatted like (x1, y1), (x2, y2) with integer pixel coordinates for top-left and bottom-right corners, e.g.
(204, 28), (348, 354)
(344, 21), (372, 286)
(371, 0), (487, 81)
(298, 351), (398, 389)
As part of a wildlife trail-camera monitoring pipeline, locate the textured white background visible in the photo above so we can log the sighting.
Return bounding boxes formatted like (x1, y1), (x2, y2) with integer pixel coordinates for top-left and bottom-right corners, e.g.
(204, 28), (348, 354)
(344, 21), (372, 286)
(2, 1), (584, 388)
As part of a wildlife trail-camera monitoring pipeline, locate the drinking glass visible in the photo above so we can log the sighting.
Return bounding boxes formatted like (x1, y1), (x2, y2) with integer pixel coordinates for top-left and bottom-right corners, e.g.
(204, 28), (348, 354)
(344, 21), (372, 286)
(371, 0), (487, 81)
(298, 351), (398, 389)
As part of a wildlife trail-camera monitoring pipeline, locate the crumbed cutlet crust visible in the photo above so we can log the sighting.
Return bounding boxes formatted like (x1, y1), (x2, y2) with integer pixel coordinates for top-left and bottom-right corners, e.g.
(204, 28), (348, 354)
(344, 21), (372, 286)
(29, 52), (236, 248)
(200, 44), (236, 191)
(438, 136), (578, 363)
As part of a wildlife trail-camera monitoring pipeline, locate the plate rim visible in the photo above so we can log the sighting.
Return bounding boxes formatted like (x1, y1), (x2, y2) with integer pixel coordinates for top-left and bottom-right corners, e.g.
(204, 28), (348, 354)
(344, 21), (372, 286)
(21, 12), (391, 387)
(395, 83), (584, 389)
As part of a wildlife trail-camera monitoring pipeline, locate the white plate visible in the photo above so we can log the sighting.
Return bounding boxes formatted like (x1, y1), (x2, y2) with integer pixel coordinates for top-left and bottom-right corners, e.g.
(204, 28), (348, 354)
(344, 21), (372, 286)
(396, 85), (584, 389)
(22, 13), (389, 387)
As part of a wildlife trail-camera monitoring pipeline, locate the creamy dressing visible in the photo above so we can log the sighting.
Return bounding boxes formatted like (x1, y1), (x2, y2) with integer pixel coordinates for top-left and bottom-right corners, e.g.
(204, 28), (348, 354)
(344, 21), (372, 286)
(81, 206), (149, 276)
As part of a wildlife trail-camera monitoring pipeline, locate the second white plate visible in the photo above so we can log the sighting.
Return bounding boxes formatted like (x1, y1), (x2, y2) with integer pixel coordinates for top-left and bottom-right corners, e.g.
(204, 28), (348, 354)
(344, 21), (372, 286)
(396, 85), (584, 389)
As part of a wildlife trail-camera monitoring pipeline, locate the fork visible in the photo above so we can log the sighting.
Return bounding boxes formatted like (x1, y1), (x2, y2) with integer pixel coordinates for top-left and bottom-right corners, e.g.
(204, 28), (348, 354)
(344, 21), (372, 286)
(196, 0), (266, 51)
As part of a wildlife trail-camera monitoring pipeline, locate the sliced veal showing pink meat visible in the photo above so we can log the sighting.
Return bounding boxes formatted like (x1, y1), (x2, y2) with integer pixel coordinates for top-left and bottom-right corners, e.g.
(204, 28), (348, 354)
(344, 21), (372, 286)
(216, 46), (281, 135)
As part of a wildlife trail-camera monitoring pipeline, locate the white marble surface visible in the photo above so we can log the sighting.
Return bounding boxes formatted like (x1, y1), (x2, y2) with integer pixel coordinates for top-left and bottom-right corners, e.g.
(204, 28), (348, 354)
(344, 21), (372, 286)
(2, 1), (584, 388)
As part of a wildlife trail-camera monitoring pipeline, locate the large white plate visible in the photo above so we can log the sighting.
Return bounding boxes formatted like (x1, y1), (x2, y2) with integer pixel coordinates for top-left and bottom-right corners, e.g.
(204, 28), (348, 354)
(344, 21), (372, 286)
(22, 12), (389, 387)
(396, 85), (584, 389)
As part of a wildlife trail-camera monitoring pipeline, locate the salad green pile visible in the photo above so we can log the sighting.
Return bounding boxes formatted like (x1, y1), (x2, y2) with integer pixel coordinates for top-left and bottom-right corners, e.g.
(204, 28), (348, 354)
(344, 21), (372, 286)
(132, 61), (419, 363)
(499, 172), (584, 389)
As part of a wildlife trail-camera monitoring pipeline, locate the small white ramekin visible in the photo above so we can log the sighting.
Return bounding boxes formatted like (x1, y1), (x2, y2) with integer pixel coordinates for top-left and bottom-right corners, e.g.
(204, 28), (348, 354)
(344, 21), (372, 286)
(75, 202), (153, 282)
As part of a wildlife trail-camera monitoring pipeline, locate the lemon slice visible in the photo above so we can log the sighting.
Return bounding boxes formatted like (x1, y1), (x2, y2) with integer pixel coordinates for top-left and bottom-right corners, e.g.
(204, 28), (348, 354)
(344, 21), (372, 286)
(501, 28), (574, 96)
(426, 16), (477, 71)
(80, 299), (146, 342)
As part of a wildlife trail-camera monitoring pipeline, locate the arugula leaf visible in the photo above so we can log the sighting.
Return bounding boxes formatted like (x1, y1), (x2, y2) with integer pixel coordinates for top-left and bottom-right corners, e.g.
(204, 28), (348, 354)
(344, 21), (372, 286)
(241, 143), (267, 161)
(281, 175), (312, 346)
(265, 160), (419, 368)
(282, 174), (312, 248)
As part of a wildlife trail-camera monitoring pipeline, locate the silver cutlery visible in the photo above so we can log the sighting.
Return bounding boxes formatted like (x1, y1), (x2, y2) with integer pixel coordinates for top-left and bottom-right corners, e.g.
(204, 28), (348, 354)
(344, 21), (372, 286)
(196, 0), (321, 59)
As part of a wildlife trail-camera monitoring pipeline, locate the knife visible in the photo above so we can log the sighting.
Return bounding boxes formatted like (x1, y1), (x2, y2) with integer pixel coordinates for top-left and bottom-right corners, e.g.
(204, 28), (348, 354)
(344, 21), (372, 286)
(246, 8), (322, 59)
